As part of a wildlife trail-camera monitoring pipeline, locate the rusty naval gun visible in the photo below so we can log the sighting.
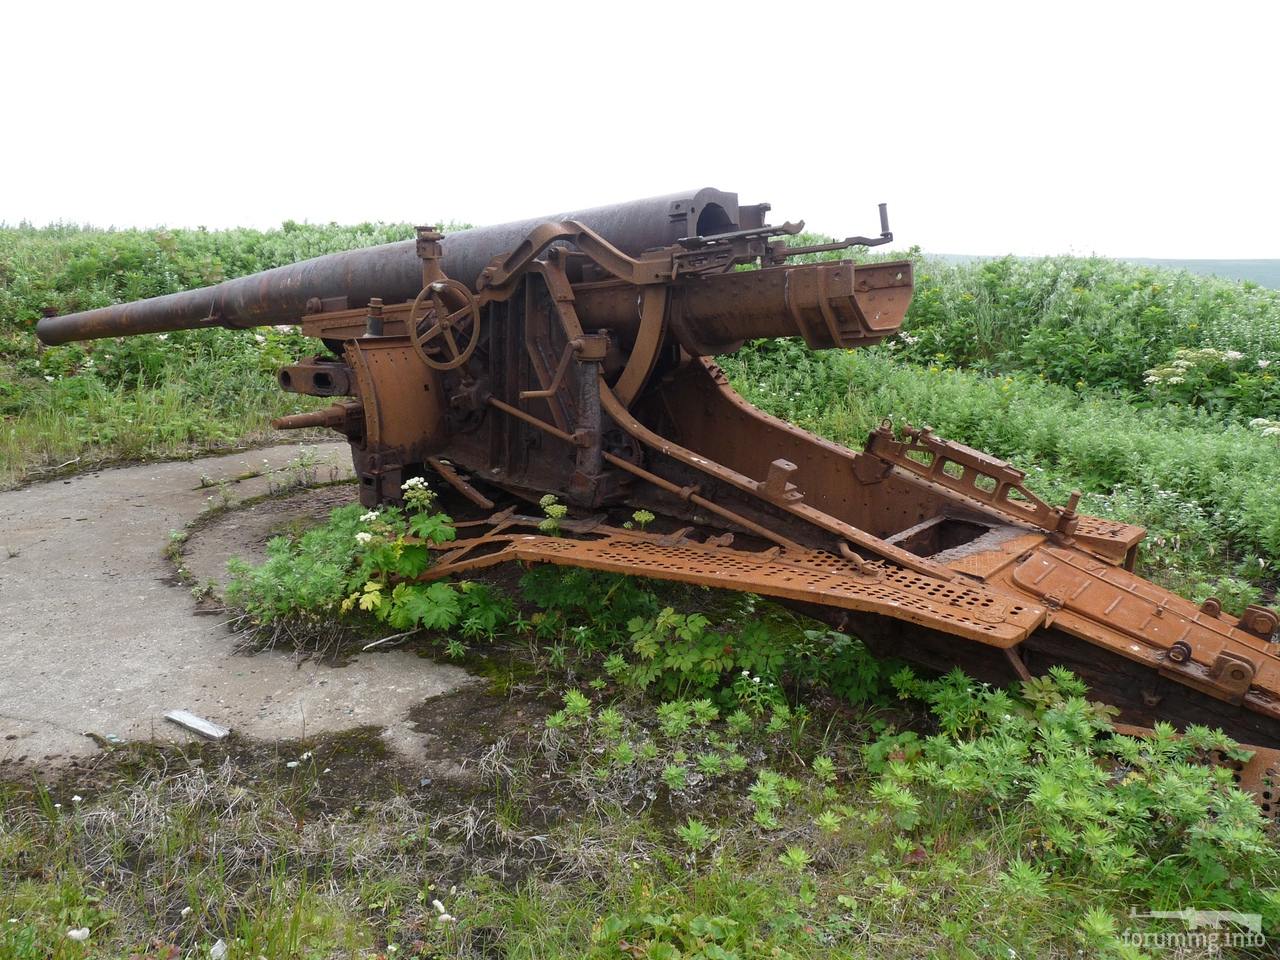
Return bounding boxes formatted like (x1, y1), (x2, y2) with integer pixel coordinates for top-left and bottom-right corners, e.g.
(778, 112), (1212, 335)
(38, 189), (1280, 810)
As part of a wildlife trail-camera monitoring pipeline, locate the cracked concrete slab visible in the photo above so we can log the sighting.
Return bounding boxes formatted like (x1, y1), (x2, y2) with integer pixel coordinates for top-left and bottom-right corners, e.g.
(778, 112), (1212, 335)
(0, 443), (476, 768)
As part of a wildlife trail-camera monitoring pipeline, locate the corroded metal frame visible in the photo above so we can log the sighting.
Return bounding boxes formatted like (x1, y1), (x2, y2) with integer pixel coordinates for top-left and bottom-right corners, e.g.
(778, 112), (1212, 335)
(34, 190), (1280, 782)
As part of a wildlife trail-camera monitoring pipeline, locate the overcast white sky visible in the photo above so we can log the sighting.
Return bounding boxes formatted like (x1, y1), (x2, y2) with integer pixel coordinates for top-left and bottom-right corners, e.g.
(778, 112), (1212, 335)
(2, 1), (1277, 258)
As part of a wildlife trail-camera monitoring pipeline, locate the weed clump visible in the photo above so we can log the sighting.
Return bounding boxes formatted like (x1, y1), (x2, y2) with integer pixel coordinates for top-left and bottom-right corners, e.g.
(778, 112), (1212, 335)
(226, 480), (512, 659)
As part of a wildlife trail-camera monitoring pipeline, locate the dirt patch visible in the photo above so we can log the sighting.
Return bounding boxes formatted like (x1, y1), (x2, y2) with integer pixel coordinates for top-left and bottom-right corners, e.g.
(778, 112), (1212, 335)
(408, 680), (553, 793)
(6, 679), (555, 819)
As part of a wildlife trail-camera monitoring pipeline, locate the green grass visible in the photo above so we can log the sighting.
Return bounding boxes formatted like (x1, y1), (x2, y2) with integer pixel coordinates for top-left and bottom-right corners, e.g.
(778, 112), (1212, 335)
(0, 222), (416, 486)
(7, 628), (1276, 959)
(0, 330), (327, 485)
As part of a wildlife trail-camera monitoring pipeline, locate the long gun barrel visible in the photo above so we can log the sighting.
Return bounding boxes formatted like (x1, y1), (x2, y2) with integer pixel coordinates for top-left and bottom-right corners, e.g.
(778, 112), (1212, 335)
(37, 189), (750, 346)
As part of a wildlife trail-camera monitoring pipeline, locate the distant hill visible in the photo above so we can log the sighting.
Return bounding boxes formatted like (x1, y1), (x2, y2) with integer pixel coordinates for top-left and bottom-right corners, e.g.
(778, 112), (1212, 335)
(1122, 259), (1280, 289)
(930, 254), (1280, 289)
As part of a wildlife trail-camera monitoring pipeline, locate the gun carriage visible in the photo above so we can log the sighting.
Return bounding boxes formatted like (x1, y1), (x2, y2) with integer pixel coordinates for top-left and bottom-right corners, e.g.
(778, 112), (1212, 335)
(38, 189), (1280, 811)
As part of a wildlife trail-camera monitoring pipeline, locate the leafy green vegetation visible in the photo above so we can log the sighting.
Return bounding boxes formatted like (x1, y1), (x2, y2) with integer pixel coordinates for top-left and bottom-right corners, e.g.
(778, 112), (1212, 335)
(208, 479), (1280, 956)
(10, 535), (1278, 957)
(898, 254), (1280, 415)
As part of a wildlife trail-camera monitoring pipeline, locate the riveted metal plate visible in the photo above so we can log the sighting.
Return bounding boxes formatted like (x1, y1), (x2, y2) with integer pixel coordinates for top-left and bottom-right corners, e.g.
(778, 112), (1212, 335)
(417, 519), (1046, 647)
(1010, 546), (1280, 706)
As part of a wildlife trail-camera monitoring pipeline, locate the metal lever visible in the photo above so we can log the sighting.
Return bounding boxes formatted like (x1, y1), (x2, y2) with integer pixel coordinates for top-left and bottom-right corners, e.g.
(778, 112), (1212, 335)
(520, 339), (584, 400)
(519, 334), (609, 400)
(778, 203), (894, 258)
(674, 221), (805, 249)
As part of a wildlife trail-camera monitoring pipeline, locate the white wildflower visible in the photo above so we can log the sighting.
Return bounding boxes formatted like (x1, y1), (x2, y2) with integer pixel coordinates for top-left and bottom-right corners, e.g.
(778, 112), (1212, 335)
(66, 928), (90, 942)
(157, 333), (169, 341)
(71, 795), (82, 802)
(355, 531), (373, 545)
(402, 476), (428, 491)
(1250, 417), (1270, 427)
(1224, 350), (1244, 361)
(253, 334), (266, 344)
(1166, 376), (1185, 384)
(431, 900), (456, 922)
(44, 375), (55, 382)
(360, 510), (380, 522)
(1260, 359), (1272, 368)
(1263, 427), (1280, 437)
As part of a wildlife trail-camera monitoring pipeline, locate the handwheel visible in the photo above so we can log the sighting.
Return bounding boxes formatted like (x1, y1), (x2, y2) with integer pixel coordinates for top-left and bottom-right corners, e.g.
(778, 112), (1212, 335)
(408, 279), (481, 371)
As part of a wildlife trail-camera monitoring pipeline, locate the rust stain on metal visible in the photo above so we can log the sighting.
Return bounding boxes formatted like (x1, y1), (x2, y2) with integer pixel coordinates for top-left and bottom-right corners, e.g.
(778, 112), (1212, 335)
(37, 189), (1280, 782)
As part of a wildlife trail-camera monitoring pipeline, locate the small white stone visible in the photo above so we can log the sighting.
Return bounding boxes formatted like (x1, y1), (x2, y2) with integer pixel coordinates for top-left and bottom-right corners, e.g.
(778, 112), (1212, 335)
(210, 938), (228, 960)
(67, 928), (90, 942)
